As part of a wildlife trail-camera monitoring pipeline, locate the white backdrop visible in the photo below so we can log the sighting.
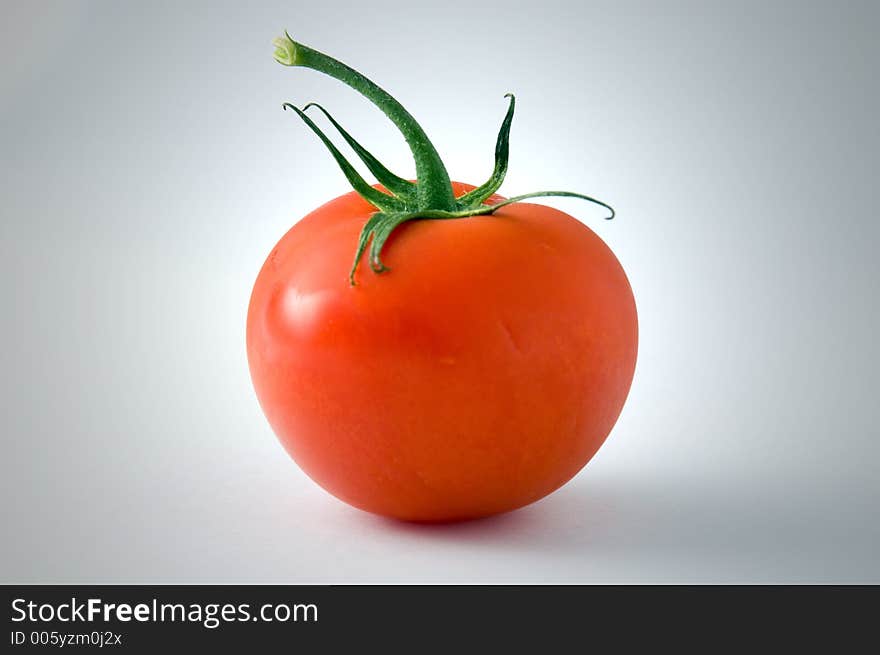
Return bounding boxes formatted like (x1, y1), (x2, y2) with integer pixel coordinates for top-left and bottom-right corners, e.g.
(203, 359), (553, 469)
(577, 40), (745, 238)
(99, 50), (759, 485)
(1, 0), (878, 582)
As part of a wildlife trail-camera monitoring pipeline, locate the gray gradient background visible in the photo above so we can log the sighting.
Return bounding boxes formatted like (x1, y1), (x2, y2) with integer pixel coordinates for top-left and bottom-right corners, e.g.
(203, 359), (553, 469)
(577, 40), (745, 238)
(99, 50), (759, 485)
(1, 0), (878, 583)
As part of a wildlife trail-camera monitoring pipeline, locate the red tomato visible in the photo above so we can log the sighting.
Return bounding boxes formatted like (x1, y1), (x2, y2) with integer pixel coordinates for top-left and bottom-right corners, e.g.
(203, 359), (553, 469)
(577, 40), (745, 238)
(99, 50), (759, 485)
(247, 182), (637, 521)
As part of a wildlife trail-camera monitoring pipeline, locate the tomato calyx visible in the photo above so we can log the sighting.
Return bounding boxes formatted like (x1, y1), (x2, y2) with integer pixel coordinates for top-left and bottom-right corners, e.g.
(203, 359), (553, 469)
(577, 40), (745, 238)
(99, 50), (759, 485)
(273, 32), (615, 285)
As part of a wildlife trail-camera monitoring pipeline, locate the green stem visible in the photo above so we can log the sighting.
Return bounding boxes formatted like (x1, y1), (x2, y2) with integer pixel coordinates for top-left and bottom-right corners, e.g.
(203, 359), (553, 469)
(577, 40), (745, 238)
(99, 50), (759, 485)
(452, 191), (616, 220)
(273, 33), (616, 286)
(283, 103), (404, 212)
(274, 33), (456, 211)
(456, 94), (516, 208)
(348, 192), (614, 284)
(302, 102), (416, 200)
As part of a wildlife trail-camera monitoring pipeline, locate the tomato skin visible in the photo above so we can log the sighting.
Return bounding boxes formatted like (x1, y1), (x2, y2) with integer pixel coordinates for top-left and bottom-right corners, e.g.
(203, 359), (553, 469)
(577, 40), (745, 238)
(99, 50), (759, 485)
(247, 182), (637, 521)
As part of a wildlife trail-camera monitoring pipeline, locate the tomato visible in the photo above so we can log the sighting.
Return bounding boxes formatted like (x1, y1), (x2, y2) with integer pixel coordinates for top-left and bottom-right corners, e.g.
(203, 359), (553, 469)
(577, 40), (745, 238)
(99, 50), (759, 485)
(247, 182), (637, 521)
(254, 34), (637, 520)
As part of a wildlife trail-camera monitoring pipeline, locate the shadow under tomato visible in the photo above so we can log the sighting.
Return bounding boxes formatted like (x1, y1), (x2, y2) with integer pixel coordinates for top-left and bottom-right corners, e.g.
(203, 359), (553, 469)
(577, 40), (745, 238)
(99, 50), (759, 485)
(343, 478), (620, 552)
